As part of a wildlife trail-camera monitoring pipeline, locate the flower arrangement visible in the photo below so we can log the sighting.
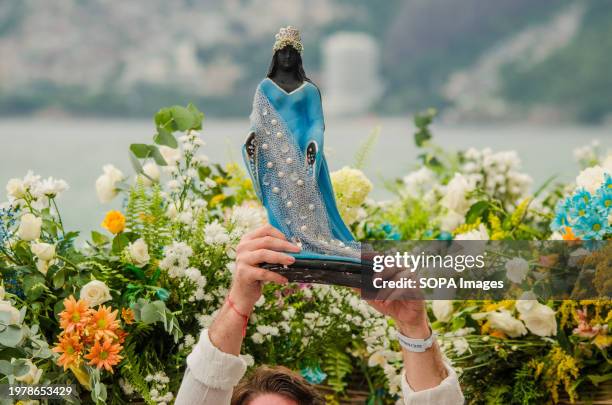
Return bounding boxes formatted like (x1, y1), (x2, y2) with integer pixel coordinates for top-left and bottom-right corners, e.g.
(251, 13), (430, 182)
(0, 104), (610, 404)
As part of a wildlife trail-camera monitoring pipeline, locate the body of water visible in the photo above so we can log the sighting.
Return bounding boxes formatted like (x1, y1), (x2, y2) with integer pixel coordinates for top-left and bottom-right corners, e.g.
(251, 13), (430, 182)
(1, 117), (610, 234)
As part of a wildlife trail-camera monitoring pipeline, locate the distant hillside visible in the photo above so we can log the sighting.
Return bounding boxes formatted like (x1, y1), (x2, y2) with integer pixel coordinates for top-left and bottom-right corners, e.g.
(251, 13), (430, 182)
(500, 0), (612, 123)
(0, 0), (610, 122)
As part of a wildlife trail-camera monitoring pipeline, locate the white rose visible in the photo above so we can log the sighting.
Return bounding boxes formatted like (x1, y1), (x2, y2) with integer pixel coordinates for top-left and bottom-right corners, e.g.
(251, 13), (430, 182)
(454, 224), (489, 241)
(516, 291), (538, 314)
(0, 301), (21, 324)
(18, 213), (42, 241)
(31, 242), (55, 261)
(140, 162), (161, 186)
(441, 173), (473, 215)
(519, 303), (557, 337)
(128, 238), (150, 267)
(487, 311), (527, 338)
(14, 359), (43, 385)
(159, 146), (181, 166)
(575, 165), (607, 194)
(80, 280), (112, 307)
(6, 178), (26, 199)
(36, 259), (49, 275)
(505, 257), (529, 284)
(432, 300), (454, 322)
(95, 164), (124, 203)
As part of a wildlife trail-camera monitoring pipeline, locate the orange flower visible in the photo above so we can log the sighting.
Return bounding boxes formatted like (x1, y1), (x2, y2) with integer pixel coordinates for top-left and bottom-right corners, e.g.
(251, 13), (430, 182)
(121, 308), (135, 325)
(52, 333), (83, 370)
(561, 226), (579, 241)
(490, 330), (507, 339)
(59, 296), (91, 333)
(88, 305), (120, 340)
(101, 210), (125, 234)
(84, 338), (123, 373)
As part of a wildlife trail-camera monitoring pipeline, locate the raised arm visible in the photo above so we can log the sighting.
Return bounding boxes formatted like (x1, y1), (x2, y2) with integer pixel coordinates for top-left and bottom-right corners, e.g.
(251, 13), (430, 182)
(175, 224), (300, 405)
(365, 299), (464, 405)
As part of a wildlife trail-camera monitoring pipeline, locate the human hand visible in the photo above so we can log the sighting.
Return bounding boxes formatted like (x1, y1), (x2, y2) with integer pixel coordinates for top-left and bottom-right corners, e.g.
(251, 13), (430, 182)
(230, 224), (301, 314)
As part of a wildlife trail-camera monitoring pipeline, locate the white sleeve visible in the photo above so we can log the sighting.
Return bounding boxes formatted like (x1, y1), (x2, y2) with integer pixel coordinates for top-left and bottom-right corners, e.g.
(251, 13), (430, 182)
(401, 362), (464, 405)
(175, 329), (248, 405)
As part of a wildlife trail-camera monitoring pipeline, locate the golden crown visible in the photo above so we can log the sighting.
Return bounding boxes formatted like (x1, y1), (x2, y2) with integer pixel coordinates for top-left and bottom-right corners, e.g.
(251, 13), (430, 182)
(273, 26), (303, 53)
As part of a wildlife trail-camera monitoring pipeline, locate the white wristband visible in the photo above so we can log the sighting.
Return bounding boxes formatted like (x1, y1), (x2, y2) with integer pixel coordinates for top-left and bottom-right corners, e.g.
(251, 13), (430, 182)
(397, 326), (435, 353)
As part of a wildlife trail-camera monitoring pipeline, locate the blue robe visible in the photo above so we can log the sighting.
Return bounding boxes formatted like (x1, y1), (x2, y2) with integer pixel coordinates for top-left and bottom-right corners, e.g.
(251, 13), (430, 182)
(243, 78), (359, 261)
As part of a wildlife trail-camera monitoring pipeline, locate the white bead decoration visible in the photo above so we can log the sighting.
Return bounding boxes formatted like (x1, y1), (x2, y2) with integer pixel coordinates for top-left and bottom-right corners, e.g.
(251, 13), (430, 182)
(297, 179), (304, 186)
(266, 162), (273, 168)
(300, 225), (307, 231)
(286, 201), (293, 208)
(278, 171), (285, 178)
(271, 119), (278, 125)
(262, 143), (269, 150)
(286, 157), (293, 164)
(276, 132), (283, 138)
(272, 187), (280, 193)
(308, 204), (315, 211)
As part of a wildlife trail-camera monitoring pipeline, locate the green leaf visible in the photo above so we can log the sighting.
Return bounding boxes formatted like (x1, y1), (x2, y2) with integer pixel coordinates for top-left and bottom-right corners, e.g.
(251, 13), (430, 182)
(587, 373), (612, 386)
(414, 129), (431, 147)
(125, 264), (146, 280)
(187, 103), (204, 130)
(155, 108), (174, 132)
(12, 359), (29, 377)
(153, 127), (178, 149)
(0, 359), (13, 375)
(91, 231), (109, 246)
(149, 145), (167, 166)
(23, 274), (47, 301)
(0, 325), (24, 347)
(129, 150), (144, 174)
(112, 233), (130, 254)
(130, 144), (151, 159)
(466, 201), (490, 224)
(52, 268), (65, 289)
(451, 317), (466, 330)
(170, 105), (195, 131)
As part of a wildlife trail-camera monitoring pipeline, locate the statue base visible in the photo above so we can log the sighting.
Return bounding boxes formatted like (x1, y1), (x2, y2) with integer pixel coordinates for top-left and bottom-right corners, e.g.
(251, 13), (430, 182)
(262, 258), (364, 288)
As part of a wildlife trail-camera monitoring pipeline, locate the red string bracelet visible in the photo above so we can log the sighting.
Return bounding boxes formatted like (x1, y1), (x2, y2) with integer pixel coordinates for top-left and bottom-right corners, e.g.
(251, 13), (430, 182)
(227, 296), (250, 338)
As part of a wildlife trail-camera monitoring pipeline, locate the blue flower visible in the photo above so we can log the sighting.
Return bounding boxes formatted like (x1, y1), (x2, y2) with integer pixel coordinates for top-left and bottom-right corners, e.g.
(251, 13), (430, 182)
(574, 211), (608, 240)
(551, 210), (569, 232)
(594, 187), (612, 214)
(300, 365), (327, 384)
(601, 173), (612, 190)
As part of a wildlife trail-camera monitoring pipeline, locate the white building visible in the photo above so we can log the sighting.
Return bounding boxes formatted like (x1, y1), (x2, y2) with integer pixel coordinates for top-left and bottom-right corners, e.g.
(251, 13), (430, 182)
(322, 32), (382, 116)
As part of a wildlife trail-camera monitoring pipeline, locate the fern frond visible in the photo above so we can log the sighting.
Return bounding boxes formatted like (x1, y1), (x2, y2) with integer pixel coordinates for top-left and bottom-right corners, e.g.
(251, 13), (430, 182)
(353, 126), (380, 170)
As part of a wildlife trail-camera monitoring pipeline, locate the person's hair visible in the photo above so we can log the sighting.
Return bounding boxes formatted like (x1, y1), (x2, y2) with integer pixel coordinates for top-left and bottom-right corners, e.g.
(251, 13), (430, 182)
(266, 46), (311, 84)
(230, 365), (324, 405)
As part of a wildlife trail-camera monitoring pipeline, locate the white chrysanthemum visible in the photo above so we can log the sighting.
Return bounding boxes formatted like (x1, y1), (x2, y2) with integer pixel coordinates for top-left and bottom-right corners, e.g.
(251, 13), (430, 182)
(230, 205), (266, 233)
(441, 173), (473, 215)
(204, 221), (230, 245)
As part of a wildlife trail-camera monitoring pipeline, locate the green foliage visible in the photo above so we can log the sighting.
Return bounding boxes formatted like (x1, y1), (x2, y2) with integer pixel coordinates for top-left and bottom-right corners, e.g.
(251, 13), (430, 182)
(125, 182), (172, 255)
(353, 126), (380, 170)
(322, 346), (353, 393)
(512, 363), (545, 405)
(501, 0), (612, 123)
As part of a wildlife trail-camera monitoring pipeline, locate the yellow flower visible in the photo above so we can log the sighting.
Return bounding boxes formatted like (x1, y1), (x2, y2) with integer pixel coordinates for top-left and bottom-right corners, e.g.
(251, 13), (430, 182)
(210, 194), (226, 207)
(101, 210), (125, 234)
(330, 167), (373, 224)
